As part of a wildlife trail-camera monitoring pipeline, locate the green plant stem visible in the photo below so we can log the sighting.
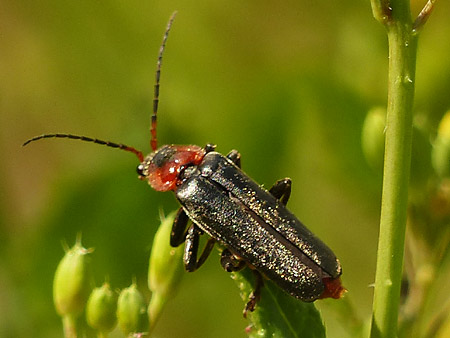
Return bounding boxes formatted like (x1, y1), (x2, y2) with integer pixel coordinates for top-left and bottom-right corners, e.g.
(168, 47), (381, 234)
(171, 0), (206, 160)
(369, 1), (418, 338)
(62, 315), (79, 338)
(148, 292), (166, 332)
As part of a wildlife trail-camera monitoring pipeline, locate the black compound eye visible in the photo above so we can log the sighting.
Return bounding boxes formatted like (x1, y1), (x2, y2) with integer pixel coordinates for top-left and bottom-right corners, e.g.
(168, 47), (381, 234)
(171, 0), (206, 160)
(136, 164), (146, 177)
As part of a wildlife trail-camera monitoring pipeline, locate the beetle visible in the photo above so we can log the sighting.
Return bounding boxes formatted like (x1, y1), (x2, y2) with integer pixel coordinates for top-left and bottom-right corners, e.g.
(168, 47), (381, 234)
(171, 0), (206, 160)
(23, 12), (345, 316)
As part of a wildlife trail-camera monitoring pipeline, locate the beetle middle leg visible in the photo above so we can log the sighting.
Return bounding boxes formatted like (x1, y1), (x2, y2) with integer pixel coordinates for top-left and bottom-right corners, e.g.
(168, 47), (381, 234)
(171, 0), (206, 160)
(269, 178), (292, 206)
(184, 224), (216, 272)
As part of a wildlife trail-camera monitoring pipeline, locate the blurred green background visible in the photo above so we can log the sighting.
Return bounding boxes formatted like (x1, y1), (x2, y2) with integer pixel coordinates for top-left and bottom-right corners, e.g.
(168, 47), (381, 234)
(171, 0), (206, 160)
(1, 1), (450, 337)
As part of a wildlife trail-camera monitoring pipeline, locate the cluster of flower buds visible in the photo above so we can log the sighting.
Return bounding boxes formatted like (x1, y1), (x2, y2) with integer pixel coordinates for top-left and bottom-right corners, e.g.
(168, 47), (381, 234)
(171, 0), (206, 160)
(53, 211), (185, 337)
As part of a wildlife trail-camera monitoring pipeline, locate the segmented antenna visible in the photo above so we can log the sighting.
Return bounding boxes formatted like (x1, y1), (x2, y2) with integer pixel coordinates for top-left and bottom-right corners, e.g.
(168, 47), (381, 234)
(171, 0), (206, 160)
(22, 134), (144, 162)
(151, 11), (177, 151)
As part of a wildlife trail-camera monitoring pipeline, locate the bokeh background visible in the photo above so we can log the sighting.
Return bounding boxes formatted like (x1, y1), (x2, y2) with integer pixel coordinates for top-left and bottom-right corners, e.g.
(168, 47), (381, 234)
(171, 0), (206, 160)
(1, 1), (450, 337)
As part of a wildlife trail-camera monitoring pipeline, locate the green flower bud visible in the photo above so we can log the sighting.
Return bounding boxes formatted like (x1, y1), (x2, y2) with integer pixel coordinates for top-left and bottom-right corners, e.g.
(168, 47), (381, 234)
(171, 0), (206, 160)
(148, 211), (184, 329)
(53, 240), (93, 318)
(117, 283), (148, 336)
(148, 211), (184, 296)
(86, 283), (117, 334)
(432, 111), (450, 178)
(362, 107), (386, 172)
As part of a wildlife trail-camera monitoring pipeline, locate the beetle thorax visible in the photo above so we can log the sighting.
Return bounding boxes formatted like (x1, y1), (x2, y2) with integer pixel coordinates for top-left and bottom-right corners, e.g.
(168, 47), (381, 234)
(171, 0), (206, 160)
(137, 144), (205, 191)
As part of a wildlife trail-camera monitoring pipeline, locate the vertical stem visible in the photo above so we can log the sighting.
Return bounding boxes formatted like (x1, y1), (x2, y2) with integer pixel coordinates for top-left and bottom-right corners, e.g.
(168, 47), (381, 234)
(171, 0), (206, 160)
(62, 315), (79, 338)
(148, 292), (166, 332)
(369, 7), (418, 338)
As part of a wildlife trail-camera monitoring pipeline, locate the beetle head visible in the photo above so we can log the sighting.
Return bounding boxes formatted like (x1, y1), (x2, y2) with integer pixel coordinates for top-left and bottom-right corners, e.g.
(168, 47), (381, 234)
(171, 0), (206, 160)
(137, 144), (206, 191)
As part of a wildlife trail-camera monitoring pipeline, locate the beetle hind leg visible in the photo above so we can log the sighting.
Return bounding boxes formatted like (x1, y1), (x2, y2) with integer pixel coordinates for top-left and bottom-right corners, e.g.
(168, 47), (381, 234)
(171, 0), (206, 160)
(243, 270), (264, 318)
(184, 224), (216, 272)
(226, 150), (241, 168)
(269, 178), (292, 206)
(220, 249), (264, 317)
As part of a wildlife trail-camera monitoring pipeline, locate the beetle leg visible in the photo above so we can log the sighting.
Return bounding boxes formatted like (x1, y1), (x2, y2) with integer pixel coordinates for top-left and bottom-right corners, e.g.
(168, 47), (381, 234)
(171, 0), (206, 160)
(184, 224), (215, 272)
(184, 224), (201, 272)
(269, 178), (292, 206)
(243, 270), (264, 318)
(195, 237), (216, 269)
(170, 208), (190, 247)
(220, 249), (246, 272)
(204, 143), (217, 153)
(226, 150), (241, 168)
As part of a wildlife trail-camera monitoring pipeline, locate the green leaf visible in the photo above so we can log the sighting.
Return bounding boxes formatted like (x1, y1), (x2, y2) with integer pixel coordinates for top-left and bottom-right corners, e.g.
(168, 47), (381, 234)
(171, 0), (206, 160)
(232, 269), (326, 338)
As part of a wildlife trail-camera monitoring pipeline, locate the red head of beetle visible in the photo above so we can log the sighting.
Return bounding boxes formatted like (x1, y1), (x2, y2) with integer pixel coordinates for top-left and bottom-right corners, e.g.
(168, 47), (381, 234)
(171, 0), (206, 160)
(137, 145), (206, 191)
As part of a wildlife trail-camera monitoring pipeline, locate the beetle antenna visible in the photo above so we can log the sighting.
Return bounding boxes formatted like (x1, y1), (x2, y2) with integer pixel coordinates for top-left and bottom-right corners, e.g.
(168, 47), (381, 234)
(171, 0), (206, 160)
(22, 134), (144, 162)
(151, 11), (177, 151)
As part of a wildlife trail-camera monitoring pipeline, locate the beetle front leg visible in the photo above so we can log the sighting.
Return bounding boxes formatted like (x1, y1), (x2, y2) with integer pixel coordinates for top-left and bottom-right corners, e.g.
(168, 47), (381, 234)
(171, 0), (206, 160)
(269, 178), (292, 206)
(184, 224), (216, 272)
(226, 150), (241, 168)
(170, 208), (189, 247)
(243, 270), (264, 318)
(196, 237), (216, 269)
(220, 249), (246, 272)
